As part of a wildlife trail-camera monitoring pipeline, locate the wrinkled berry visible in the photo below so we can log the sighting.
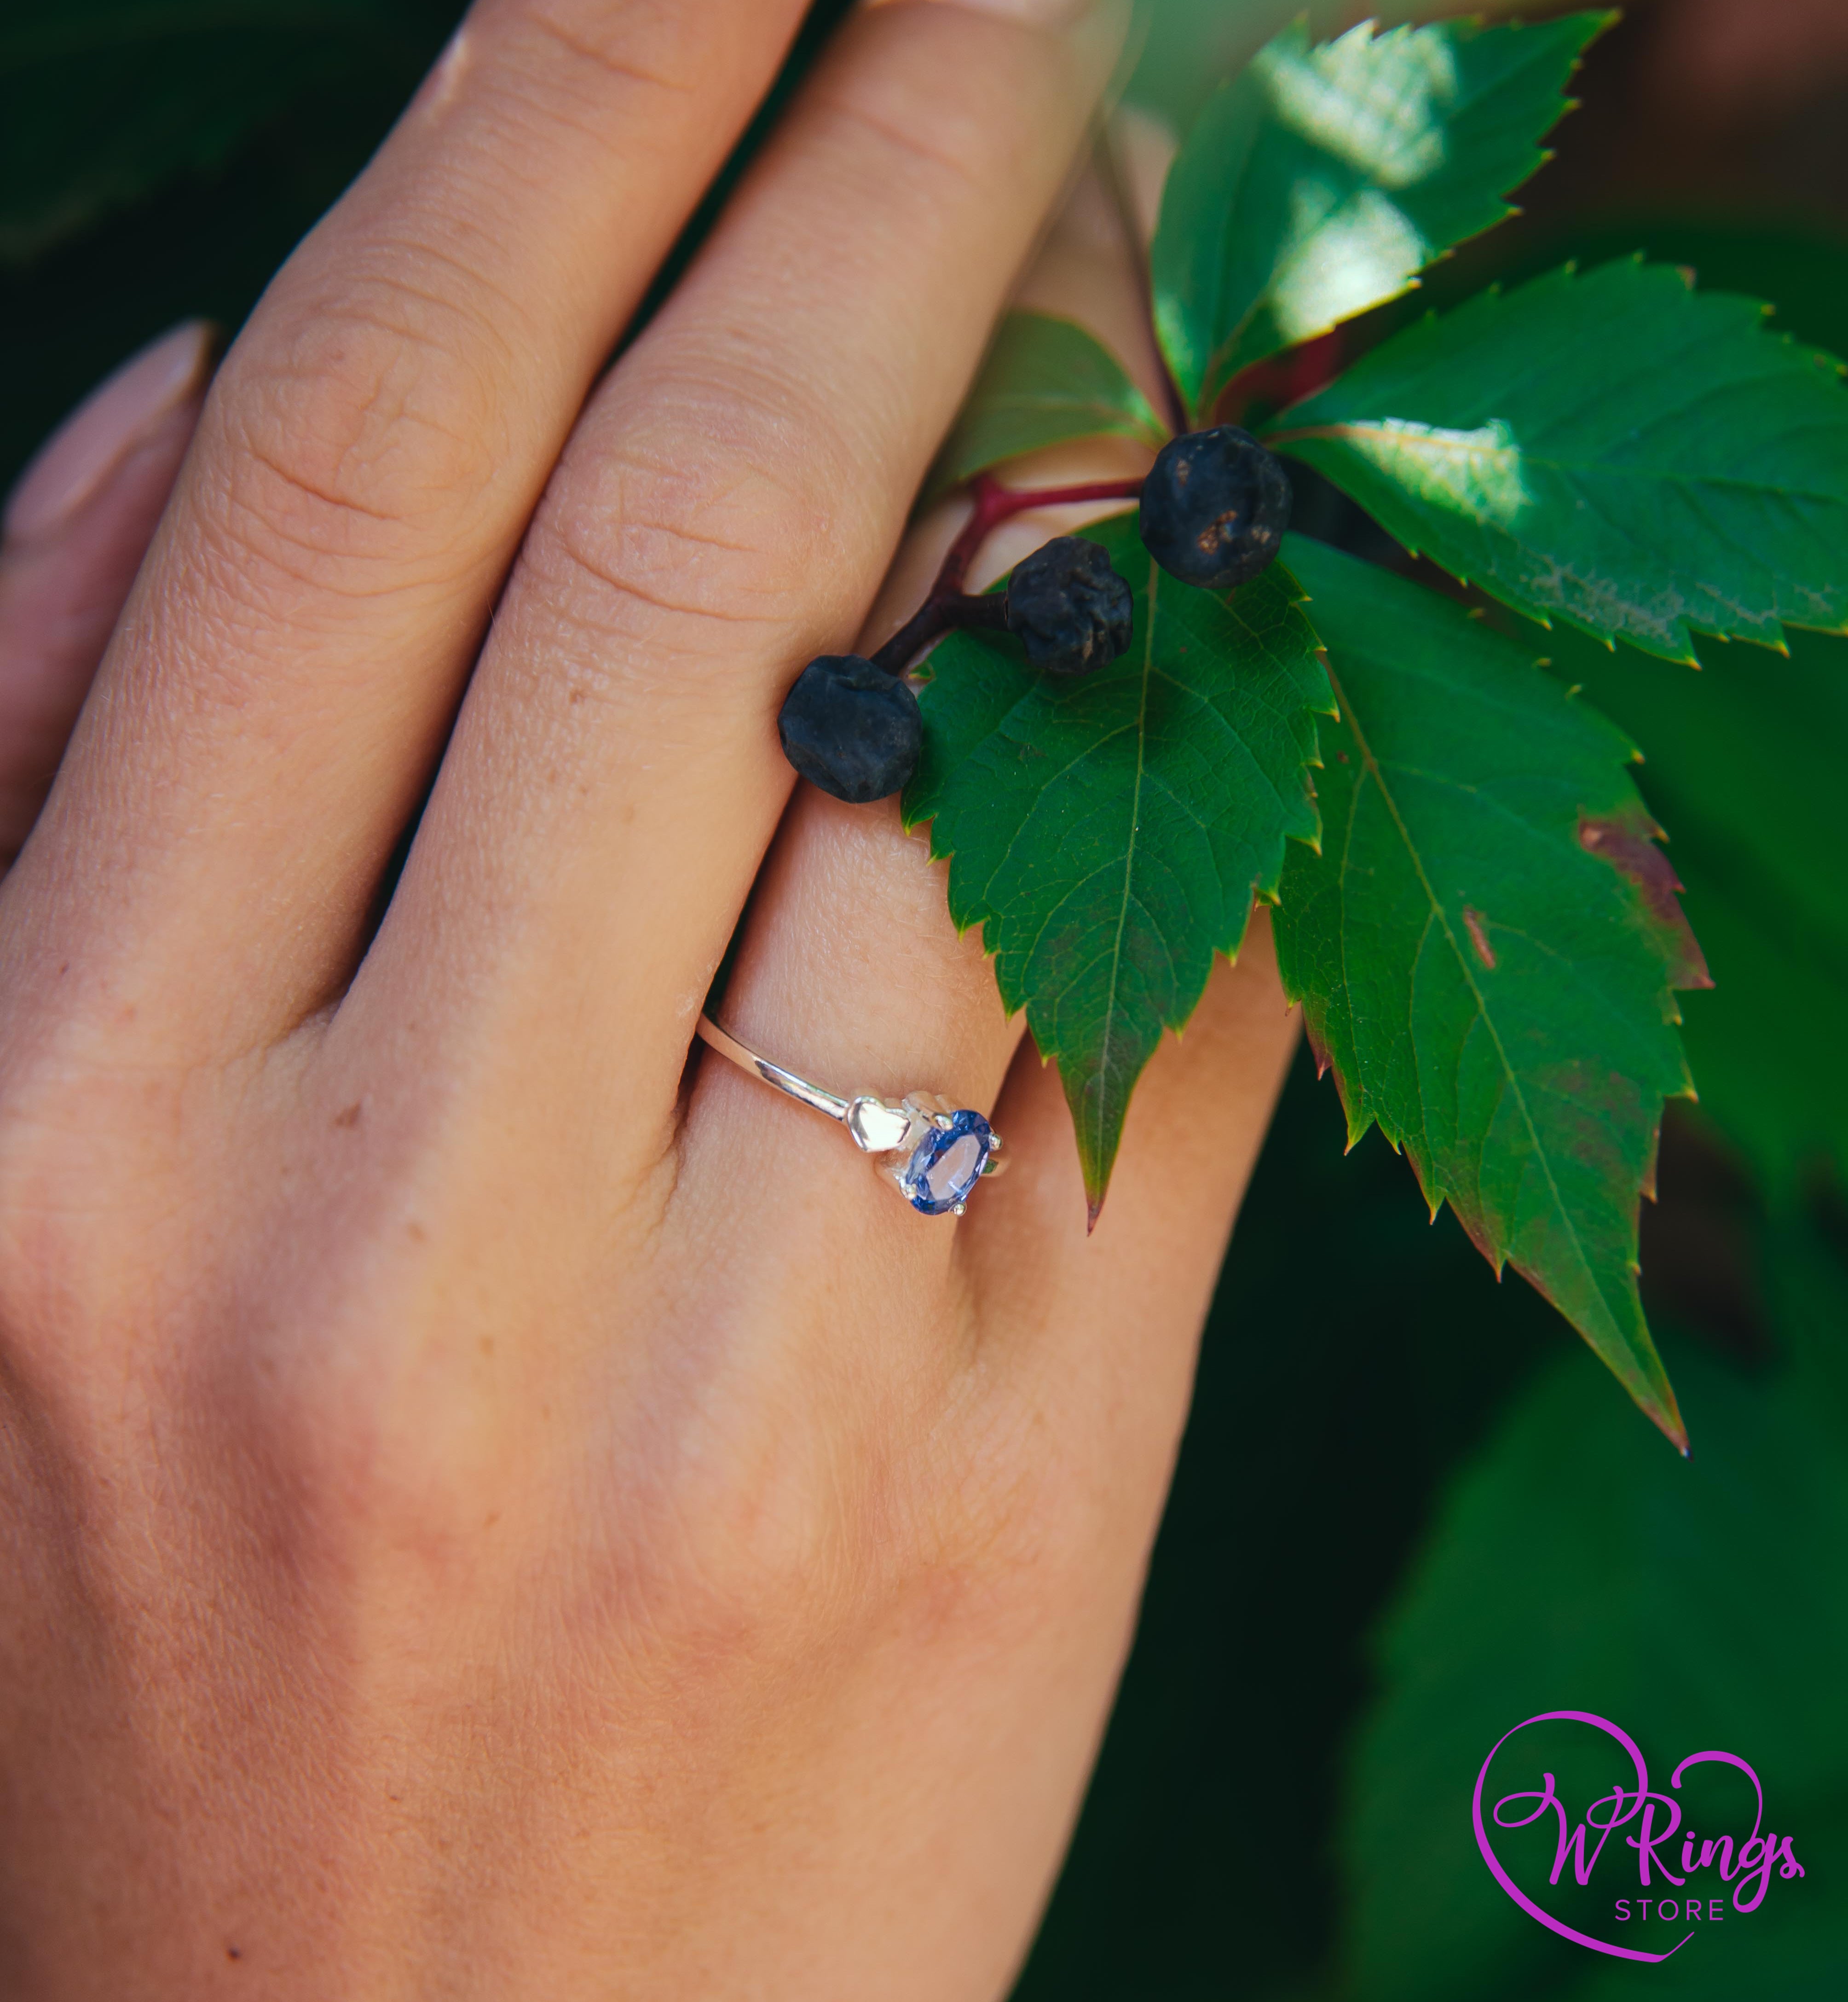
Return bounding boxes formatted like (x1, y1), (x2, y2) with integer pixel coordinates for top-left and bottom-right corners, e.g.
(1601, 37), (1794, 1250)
(1005, 535), (1134, 677)
(1139, 426), (1291, 591)
(778, 654), (922, 804)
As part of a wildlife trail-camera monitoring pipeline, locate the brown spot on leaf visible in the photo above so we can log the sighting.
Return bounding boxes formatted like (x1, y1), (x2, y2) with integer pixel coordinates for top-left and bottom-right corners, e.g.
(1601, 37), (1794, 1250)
(1462, 907), (1497, 970)
(1579, 805), (1714, 989)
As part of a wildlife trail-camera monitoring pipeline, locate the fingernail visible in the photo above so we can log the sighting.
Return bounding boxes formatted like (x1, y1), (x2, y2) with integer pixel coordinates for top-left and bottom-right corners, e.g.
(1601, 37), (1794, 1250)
(4, 320), (216, 545)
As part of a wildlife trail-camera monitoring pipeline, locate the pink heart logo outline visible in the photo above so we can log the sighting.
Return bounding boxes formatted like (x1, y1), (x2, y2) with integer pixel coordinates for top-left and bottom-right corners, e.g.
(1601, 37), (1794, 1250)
(1470, 1710), (1750, 1964)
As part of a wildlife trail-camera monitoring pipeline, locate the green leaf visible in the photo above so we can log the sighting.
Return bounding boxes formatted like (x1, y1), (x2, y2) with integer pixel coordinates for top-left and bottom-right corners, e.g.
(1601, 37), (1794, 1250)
(1149, 12), (1605, 418)
(1266, 259), (1848, 660)
(928, 313), (1167, 494)
(1342, 1233), (1848, 2002)
(902, 511), (1331, 1218)
(0, 1), (444, 265)
(1272, 537), (1706, 1447)
(1536, 622), (1848, 1203)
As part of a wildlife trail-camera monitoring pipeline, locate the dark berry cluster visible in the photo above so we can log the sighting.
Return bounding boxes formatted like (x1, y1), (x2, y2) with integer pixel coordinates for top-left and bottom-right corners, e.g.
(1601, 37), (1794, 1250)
(777, 533), (1133, 804)
(775, 429), (1291, 805)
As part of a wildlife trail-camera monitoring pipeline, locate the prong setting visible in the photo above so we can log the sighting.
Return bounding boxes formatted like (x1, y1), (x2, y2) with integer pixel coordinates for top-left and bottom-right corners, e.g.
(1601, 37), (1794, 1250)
(697, 1017), (1001, 1218)
(893, 1105), (997, 1216)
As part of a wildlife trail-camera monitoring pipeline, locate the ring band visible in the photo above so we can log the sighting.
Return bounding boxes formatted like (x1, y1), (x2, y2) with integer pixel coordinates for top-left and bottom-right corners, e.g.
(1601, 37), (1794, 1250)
(696, 1015), (1004, 1217)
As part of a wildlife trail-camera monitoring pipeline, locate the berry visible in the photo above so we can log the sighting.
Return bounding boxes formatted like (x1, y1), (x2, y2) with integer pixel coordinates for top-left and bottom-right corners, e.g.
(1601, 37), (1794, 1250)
(1005, 535), (1134, 677)
(778, 654), (922, 804)
(1139, 426), (1291, 592)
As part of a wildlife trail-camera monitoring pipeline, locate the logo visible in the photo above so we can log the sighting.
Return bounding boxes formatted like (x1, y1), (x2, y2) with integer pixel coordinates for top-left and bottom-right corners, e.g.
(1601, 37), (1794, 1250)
(1473, 1710), (1805, 1963)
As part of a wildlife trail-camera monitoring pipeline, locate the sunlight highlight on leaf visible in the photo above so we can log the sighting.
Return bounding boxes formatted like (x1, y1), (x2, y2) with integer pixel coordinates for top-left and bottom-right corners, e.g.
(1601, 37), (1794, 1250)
(1256, 19), (1458, 188)
(1150, 12), (1607, 416)
(1267, 260), (1848, 658)
(1293, 416), (1534, 527)
(1268, 190), (1432, 348)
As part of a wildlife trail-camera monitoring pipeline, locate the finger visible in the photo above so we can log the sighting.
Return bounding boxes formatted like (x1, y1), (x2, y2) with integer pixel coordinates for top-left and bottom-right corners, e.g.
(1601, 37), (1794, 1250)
(974, 919), (1298, 1451)
(681, 124), (1161, 1256)
(338, 0), (1129, 1169)
(7, 0), (811, 1050)
(694, 104), (1286, 1328)
(0, 323), (213, 866)
(683, 457), (1162, 1261)
(691, 787), (1028, 1271)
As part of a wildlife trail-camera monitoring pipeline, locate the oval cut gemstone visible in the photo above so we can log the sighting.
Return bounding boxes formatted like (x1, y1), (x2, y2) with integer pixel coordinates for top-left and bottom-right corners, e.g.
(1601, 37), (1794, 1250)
(900, 1109), (993, 1216)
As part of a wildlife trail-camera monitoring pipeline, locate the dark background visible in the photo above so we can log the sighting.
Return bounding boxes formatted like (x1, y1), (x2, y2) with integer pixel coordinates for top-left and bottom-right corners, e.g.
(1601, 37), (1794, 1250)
(4, 4), (1844, 1995)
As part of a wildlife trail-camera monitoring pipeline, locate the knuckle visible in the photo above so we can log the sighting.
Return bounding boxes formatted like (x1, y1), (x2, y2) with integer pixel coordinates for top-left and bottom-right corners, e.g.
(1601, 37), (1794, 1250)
(457, 2), (749, 192)
(262, 1390), (502, 1586)
(914, 1398), (1109, 1629)
(216, 1231), (514, 1567)
(820, 87), (985, 204)
(571, 1388), (883, 1667)
(818, 8), (1044, 200)
(201, 275), (513, 594)
(513, 0), (706, 102)
(525, 388), (860, 690)
(600, 1376), (1039, 1673)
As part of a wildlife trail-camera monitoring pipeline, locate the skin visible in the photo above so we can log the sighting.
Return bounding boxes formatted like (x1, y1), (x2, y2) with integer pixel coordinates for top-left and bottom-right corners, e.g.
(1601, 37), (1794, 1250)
(0, 0), (1298, 1994)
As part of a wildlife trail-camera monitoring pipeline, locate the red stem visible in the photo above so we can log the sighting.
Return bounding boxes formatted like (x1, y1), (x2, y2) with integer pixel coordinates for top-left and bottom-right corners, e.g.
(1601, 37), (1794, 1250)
(943, 473), (1146, 591)
(872, 473), (1145, 677)
(869, 589), (1007, 677)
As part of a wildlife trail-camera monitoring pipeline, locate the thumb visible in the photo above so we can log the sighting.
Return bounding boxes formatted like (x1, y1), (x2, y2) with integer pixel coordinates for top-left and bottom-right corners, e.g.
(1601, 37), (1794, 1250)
(0, 321), (215, 867)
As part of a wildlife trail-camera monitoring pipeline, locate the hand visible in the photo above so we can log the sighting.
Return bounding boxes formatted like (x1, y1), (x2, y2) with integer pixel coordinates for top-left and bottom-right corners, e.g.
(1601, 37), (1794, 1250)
(0, 2), (1296, 1994)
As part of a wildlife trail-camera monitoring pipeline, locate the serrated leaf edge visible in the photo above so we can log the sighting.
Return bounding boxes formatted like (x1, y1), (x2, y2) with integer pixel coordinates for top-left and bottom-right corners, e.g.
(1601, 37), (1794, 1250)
(1294, 648), (1690, 1452)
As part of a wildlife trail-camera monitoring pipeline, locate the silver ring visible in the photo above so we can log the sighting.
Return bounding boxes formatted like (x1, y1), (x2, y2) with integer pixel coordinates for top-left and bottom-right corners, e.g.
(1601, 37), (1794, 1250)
(696, 1015), (1005, 1217)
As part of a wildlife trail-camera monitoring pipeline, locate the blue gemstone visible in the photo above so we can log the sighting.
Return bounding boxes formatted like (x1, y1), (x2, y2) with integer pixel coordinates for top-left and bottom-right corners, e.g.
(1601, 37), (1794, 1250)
(901, 1109), (993, 1216)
